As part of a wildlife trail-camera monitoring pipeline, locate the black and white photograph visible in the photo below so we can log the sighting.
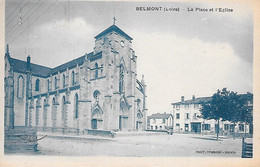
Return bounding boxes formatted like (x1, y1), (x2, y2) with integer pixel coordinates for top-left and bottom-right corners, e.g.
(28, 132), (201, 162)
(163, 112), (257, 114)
(2, 0), (259, 166)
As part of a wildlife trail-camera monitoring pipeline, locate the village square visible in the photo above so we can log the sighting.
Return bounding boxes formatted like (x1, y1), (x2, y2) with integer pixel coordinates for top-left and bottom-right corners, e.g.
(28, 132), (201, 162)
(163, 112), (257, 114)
(4, 1), (253, 158)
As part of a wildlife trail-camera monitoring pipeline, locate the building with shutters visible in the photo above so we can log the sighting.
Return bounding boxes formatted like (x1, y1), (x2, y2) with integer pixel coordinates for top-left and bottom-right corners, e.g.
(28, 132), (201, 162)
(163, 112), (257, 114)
(148, 113), (173, 131)
(171, 95), (253, 135)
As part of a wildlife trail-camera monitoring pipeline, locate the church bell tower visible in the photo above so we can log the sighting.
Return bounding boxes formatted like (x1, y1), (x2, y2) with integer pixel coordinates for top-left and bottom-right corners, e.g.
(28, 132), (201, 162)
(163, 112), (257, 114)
(92, 19), (138, 130)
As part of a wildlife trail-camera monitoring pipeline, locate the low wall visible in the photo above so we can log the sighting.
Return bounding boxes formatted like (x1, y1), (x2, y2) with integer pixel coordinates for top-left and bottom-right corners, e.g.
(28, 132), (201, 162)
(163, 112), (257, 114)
(146, 129), (169, 133)
(5, 127), (38, 154)
(40, 127), (81, 134)
(87, 129), (115, 138)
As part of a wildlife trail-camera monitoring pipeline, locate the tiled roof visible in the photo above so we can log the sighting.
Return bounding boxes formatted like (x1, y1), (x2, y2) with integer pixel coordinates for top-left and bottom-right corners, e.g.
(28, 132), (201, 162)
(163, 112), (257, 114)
(87, 52), (102, 62)
(171, 93), (253, 105)
(171, 97), (212, 105)
(149, 113), (172, 119)
(48, 54), (87, 75)
(9, 58), (52, 77)
(95, 25), (133, 40)
(8, 52), (95, 77)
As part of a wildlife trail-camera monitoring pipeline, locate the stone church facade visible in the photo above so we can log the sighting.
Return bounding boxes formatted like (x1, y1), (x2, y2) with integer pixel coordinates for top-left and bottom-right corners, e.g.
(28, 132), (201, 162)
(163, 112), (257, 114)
(4, 24), (147, 133)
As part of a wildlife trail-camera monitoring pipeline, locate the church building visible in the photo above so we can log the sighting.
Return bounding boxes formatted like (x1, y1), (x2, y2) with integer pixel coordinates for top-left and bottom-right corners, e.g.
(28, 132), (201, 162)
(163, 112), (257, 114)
(4, 23), (147, 133)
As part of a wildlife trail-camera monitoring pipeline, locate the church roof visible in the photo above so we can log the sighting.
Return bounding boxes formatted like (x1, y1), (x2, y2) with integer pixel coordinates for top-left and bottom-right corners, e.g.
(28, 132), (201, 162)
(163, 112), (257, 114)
(7, 52), (98, 77)
(94, 25), (133, 41)
(48, 54), (87, 75)
(149, 113), (172, 119)
(9, 57), (52, 77)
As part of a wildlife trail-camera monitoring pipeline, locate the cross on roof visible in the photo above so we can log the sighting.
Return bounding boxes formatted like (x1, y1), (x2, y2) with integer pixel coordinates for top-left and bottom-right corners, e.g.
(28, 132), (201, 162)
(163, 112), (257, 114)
(113, 16), (116, 25)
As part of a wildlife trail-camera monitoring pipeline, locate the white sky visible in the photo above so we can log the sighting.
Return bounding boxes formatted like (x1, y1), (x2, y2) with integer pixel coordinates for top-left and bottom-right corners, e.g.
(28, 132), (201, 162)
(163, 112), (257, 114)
(5, 1), (253, 115)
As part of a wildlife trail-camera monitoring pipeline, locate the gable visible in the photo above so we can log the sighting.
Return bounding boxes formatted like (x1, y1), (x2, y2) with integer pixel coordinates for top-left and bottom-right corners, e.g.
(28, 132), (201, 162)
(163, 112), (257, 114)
(94, 25), (133, 41)
(91, 102), (104, 117)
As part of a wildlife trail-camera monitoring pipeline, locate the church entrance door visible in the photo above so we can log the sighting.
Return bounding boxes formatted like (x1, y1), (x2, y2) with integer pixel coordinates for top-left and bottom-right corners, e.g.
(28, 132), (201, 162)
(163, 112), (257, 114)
(119, 116), (128, 131)
(91, 119), (97, 129)
(136, 121), (142, 131)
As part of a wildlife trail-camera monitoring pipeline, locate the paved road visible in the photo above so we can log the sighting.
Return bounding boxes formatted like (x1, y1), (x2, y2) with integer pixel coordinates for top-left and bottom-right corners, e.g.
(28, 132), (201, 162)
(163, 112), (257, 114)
(36, 133), (243, 157)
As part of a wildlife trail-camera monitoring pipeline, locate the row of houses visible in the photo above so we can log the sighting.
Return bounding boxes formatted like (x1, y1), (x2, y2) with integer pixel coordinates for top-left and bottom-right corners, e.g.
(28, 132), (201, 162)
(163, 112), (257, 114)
(147, 94), (253, 135)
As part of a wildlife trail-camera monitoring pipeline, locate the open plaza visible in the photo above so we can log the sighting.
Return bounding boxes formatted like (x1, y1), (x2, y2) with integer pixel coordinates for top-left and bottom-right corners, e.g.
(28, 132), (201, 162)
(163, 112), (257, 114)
(4, 1), (254, 161)
(30, 132), (248, 157)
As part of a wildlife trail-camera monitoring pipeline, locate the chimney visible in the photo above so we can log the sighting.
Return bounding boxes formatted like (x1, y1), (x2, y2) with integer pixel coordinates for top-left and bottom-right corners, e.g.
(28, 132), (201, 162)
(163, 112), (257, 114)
(192, 95), (195, 101)
(181, 96), (184, 102)
(27, 55), (31, 71)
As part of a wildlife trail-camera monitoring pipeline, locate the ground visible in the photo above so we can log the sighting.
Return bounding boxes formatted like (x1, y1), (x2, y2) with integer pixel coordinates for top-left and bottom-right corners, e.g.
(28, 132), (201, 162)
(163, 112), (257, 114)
(30, 132), (248, 157)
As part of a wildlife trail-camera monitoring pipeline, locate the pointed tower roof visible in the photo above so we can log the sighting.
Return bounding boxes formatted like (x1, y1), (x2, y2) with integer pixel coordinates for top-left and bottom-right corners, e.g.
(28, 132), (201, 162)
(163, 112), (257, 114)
(94, 25), (133, 41)
(6, 44), (9, 53)
(5, 44), (11, 61)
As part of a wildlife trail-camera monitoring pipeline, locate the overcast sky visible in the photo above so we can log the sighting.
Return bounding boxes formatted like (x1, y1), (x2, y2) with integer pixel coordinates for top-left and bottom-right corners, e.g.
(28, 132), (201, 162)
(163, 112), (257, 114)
(5, 0), (253, 115)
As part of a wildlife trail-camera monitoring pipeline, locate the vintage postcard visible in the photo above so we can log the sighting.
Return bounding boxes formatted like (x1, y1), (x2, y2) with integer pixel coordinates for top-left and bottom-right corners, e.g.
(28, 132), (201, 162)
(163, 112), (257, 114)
(1, 0), (259, 166)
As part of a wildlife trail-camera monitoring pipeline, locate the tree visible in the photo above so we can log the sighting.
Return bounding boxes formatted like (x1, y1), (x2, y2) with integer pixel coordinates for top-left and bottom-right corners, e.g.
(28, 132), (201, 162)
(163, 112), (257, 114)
(201, 88), (253, 140)
(224, 92), (253, 139)
(200, 88), (230, 140)
(224, 91), (242, 139)
(238, 93), (253, 138)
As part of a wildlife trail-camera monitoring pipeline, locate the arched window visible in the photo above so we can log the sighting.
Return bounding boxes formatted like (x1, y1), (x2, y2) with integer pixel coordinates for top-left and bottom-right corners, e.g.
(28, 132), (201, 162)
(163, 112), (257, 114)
(95, 63), (98, 79)
(36, 98), (40, 106)
(35, 79), (40, 91)
(63, 74), (66, 88)
(4, 77), (7, 92)
(4, 77), (7, 87)
(137, 112), (142, 119)
(71, 71), (75, 86)
(93, 90), (100, 101)
(43, 98), (48, 127)
(17, 75), (24, 98)
(137, 99), (141, 106)
(52, 98), (56, 127)
(43, 98), (48, 106)
(74, 93), (79, 119)
(55, 77), (58, 89)
(119, 64), (124, 93)
(47, 79), (52, 91)
(47, 79), (50, 91)
(35, 99), (40, 126)
(62, 96), (66, 127)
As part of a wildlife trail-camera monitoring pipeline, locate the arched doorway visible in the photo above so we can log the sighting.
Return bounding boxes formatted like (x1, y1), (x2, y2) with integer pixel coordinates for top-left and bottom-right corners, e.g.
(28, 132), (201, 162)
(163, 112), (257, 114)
(136, 111), (143, 131)
(119, 100), (129, 131)
(91, 107), (103, 129)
